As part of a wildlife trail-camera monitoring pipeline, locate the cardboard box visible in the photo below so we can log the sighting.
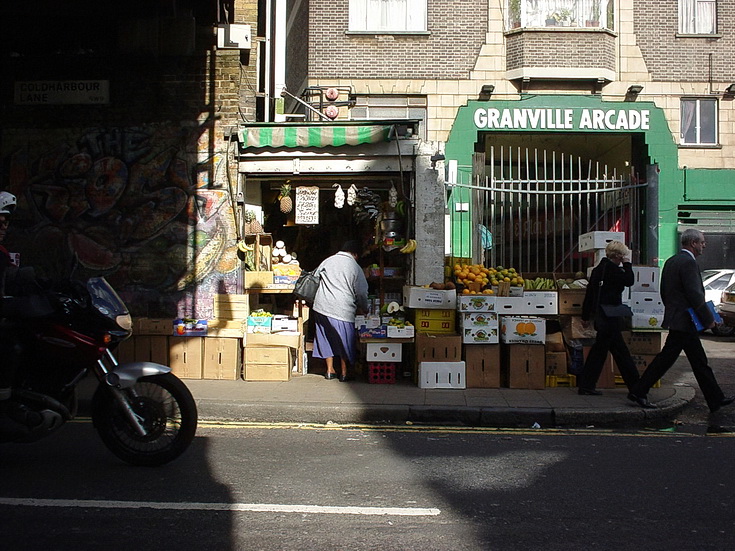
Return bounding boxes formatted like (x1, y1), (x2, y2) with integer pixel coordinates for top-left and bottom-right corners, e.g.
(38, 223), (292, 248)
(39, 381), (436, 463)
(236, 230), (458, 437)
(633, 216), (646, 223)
(403, 286), (457, 309)
(244, 332), (301, 349)
(545, 351), (568, 375)
(366, 342), (403, 363)
(463, 345), (501, 388)
(271, 315), (298, 332)
(207, 319), (245, 338)
(387, 325), (415, 338)
(418, 361), (466, 389)
(115, 337), (136, 363)
(247, 315), (272, 334)
(243, 363), (291, 382)
(632, 313), (664, 329)
(414, 332), (462, 365)
(500, 316), (546, 344)
(630, 292), (664, 315)
(173, 318), (208, 337)
(215, 294), (250, 319)
(462, 326), (499, 344)
(134, 335), (169, 364)
(560, 315), (597, 340)
(545, 331), (566, 352)
(460, 312), (499, 329)
(203, 337), (241, 380)
(578, 231), (626, 252)
(168, 337), (204, 379)
(243, 271), (274, 289)
(623, 330), (666, 354)
(457, 295), (496, 312)
(494, 294), (558, 316)
(504, 344), (546, 389)
(631, 267), (660, 293)
(582, 346), (616, 389)
(136, 318), (172, 335)
(244, 346), (291, 365)
(357, 325), (388, 338)
(411, 308), (456, 333)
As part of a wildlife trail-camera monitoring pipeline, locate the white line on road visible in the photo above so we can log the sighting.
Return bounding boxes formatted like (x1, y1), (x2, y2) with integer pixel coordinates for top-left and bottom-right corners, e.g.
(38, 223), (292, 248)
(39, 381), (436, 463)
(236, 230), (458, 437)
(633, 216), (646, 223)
(0, 497), (440, 516)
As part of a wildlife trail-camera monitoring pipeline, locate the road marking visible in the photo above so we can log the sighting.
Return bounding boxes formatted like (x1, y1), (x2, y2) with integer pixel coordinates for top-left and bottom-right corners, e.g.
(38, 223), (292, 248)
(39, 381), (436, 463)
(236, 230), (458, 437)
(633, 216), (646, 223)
(0, 497), (440, 517)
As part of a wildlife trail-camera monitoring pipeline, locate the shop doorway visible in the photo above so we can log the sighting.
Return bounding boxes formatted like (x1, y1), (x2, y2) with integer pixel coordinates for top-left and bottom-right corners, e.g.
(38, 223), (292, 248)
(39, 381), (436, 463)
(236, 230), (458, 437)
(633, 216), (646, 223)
(455, 145), (647, 274)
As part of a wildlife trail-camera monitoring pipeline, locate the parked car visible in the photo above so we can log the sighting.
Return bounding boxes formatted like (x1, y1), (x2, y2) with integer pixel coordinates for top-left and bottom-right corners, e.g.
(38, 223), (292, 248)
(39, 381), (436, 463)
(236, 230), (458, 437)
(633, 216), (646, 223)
(702, 270), (735, 336)
(718, 280), (735, 333)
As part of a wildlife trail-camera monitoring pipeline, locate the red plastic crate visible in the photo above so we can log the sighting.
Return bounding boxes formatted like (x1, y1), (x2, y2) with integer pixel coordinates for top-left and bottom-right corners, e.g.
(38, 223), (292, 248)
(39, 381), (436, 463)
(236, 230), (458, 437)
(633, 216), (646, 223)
(368, 362), (396, 384)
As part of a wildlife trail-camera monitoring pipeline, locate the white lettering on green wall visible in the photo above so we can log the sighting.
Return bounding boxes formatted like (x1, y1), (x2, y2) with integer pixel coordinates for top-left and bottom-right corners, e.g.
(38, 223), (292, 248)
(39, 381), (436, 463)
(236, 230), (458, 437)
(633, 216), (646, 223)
(474, 108), (650, 131)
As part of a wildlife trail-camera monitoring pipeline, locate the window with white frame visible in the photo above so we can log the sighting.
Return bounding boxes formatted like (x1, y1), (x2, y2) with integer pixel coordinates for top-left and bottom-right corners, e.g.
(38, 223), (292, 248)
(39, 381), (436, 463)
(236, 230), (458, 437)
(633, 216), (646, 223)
(506, 0), (613, 30)
(679, 0), (717, 34)
(680, 98), (718, 145)
(349, 0), (427, 32)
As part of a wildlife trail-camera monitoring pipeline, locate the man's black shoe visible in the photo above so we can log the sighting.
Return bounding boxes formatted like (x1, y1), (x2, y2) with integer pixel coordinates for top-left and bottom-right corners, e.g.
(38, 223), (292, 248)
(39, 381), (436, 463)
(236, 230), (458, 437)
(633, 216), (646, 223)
(710, 396), (735, 413)
(627, 392), (656, 409)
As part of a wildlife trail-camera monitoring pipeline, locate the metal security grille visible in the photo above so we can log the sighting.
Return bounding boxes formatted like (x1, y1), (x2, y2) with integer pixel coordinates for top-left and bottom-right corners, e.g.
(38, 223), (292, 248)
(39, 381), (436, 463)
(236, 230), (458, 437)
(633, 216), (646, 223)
(452, 146), (647, 274)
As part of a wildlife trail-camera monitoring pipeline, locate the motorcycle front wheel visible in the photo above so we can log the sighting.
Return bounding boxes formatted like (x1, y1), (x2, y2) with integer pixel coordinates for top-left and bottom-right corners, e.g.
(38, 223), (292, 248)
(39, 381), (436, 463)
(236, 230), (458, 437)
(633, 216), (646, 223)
(91, 373), (198, 466)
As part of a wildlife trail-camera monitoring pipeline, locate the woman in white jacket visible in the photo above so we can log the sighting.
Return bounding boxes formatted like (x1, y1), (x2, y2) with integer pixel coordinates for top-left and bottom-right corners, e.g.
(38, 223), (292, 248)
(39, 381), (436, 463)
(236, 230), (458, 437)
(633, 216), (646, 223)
(312, 240), (369, 381)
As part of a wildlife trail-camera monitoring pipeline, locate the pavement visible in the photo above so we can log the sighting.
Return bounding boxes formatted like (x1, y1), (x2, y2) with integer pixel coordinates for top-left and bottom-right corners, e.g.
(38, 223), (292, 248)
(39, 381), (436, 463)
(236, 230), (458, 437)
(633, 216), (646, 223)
(185, 371), (695, 429)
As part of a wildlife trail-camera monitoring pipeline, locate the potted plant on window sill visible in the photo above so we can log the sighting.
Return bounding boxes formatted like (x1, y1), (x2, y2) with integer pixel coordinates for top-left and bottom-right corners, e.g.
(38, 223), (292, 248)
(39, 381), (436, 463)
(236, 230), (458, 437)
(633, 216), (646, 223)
(509, 0), (522, 28)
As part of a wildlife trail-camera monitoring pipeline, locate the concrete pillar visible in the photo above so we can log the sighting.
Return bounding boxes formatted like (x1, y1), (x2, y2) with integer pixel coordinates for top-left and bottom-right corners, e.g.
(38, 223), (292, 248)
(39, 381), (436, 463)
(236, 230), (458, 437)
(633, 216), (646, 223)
(413, 141), (446, 286)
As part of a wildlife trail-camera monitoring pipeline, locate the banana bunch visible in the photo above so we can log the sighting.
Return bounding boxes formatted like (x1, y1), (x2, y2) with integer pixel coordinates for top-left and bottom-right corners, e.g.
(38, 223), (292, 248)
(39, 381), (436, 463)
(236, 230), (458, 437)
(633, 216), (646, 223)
(399, 238), (417, 254)
(237, 240), (255, 253)
(524, 276), (556, 290)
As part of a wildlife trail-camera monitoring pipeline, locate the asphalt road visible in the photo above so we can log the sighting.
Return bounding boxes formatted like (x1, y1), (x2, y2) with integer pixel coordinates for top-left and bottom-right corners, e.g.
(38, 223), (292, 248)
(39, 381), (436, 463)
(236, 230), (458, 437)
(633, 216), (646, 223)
(2, 416), (735, 550)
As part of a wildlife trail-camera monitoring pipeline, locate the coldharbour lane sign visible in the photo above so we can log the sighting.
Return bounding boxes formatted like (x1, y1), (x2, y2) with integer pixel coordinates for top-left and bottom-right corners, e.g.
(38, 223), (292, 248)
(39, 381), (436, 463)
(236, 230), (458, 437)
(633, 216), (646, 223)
(474, 107), (650, 131)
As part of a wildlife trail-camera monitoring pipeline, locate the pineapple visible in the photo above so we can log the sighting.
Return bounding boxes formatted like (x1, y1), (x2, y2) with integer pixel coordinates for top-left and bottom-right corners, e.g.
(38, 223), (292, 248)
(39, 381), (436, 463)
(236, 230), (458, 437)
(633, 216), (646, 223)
(243, 210), (263, 234)
(279, 182), (293, 213)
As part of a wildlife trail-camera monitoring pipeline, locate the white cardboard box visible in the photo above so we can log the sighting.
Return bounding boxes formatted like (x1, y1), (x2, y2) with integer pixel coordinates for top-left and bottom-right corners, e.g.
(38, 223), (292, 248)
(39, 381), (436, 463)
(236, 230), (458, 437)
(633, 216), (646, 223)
(578, 231), (626, 252)
(460, 312), (499, 329)
(462, 326), (500, 344)
(418, 361), (466, 389)
(631, 267), (660, 293)
(403, 286), (457, 309)
(494, 293), (558, 316)
(631, 292), (664, 315)
(632, 312), (664, 329)
(500, 316), (546, 344)
(387, 325), (415, 338)
(366, 342), (403, 363)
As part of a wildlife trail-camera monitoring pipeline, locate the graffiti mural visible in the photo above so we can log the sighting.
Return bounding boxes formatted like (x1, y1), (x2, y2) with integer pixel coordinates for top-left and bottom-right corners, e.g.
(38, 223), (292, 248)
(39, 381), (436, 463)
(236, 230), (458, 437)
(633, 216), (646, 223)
(1, 125), (239, 319)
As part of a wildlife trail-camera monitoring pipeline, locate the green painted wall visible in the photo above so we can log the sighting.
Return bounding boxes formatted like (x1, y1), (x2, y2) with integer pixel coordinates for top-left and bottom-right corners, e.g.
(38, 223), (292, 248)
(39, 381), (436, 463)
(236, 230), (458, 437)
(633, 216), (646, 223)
(444, 94), (735, 266)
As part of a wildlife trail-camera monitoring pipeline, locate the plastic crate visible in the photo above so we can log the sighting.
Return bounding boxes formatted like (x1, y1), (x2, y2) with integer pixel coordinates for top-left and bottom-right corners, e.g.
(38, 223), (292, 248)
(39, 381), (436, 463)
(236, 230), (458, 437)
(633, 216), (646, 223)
(545, 374), (577, 388)
(418, 361), (466, 389)
(368, 362), (396, 384)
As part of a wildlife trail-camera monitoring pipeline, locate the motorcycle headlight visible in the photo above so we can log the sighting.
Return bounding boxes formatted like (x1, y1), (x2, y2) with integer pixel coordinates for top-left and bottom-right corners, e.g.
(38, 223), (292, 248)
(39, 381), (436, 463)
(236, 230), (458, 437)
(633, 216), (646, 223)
(116, 314), (133, 331)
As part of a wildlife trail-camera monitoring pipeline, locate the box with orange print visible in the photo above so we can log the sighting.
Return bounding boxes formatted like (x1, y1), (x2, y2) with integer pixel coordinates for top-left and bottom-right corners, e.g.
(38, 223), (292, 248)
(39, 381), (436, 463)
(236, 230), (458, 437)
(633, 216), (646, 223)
(500, 316), (546, 345)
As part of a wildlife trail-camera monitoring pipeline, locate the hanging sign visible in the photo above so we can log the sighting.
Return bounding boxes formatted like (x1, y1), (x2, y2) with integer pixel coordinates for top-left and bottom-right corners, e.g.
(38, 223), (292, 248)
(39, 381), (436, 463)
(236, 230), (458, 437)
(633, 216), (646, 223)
(295, 186), (319, 225)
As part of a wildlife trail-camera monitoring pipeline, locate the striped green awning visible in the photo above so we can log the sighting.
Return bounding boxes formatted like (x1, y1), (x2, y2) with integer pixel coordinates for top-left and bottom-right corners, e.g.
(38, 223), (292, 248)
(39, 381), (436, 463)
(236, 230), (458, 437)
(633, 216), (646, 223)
(239, 125), (392, 148)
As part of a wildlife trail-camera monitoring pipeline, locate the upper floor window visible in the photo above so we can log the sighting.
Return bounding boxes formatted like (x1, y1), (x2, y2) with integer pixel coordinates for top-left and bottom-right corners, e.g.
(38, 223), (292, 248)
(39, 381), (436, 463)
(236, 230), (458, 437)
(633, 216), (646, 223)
(680, 98), (717, 145)
(349, 0), (427, 33)
(507, 0), (614, 30)
(679, 0), (717, 34)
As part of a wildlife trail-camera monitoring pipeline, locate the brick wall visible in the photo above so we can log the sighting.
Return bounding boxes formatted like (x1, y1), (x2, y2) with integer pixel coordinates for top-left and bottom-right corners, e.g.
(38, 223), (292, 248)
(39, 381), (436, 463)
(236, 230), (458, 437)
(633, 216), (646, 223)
(634, 0), (735, 81)
(506, 30), (616, 71)
(308, 0), (488, 79)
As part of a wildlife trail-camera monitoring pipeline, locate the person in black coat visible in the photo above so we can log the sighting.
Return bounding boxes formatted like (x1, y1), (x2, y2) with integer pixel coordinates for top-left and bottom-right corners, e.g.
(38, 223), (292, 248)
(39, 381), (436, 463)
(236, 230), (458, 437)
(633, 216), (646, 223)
(577, 240), (640, 395)
(629, 229), (734, 412)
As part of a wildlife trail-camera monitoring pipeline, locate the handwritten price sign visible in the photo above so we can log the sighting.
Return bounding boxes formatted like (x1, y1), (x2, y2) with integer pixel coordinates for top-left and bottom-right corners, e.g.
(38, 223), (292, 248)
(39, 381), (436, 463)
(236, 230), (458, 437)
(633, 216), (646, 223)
(295, 186), (319, 225)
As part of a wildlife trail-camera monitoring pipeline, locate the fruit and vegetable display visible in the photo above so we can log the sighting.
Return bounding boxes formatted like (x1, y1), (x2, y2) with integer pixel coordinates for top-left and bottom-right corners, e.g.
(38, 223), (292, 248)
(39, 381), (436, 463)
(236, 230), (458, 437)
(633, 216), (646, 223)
(556, 272), (589, 289)
(523, 276), (556, 290)
(451, 263), (524, 295)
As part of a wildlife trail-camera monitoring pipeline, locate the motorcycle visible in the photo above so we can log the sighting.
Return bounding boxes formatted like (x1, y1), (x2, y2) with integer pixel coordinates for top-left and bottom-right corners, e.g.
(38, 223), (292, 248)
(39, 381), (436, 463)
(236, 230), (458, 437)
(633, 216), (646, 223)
(0, 276), (198, 466)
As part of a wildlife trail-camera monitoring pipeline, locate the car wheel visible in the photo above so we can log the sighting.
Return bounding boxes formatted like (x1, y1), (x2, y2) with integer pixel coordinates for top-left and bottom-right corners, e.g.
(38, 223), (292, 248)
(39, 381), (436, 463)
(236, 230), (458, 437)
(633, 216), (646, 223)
(712, 324), (735, 337)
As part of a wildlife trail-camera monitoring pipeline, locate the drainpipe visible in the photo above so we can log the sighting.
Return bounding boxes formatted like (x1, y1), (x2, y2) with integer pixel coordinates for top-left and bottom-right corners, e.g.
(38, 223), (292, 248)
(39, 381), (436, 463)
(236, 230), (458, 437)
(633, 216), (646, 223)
(646, 164), (659, 265)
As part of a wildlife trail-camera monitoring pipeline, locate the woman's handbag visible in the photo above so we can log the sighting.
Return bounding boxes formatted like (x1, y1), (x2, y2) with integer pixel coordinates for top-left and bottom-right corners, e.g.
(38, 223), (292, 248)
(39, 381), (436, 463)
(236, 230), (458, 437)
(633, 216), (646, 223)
(600, 303), (633, 318)
(293, 268), (322, 304)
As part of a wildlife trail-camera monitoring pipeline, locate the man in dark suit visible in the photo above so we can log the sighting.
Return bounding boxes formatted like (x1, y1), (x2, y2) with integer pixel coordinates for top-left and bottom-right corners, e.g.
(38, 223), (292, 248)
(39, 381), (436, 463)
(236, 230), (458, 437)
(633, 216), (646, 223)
(629, 229), (734, 412)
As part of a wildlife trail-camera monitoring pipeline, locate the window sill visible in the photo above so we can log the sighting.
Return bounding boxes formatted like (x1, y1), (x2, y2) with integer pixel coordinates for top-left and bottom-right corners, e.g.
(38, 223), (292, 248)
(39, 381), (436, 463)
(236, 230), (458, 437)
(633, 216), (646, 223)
(678, 144), (722, 150)
(676, 33), (722, 39)
(346, 30), (430, 36)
